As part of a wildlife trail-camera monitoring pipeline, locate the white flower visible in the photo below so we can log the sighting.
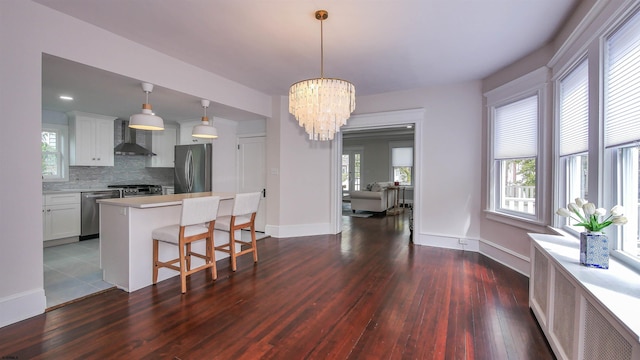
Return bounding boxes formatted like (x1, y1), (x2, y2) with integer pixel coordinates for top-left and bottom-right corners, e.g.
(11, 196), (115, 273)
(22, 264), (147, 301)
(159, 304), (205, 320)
(610, 205), (624, 217)
(583, 203), (596, 216)
(568, 203), (581, 213)
(612, 216), (628, 225)
(557, 200), (626, 232)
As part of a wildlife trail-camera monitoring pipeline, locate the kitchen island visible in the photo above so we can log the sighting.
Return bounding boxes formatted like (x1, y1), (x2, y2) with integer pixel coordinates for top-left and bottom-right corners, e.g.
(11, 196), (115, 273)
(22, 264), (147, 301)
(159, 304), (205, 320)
(98, 192), (236, 292)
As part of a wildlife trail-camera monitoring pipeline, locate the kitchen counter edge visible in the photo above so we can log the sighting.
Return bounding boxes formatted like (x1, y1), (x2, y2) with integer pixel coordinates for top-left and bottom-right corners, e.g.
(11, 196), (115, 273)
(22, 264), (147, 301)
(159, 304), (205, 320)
(97, 192), (235, 209)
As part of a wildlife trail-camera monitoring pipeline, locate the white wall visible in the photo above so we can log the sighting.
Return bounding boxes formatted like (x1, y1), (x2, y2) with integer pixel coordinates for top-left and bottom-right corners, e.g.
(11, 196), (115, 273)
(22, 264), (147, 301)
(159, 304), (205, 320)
(211, 118), (239, 193)
(265, 96), (335, 237)
(0, 0), (271, 328)
(344, 136), (414, 186)
(355, 83), (483, 250)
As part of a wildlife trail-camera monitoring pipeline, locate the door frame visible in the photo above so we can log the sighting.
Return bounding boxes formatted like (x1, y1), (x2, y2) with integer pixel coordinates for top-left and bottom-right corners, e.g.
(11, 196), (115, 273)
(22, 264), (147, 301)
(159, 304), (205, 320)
(331, 108), (424, 234)
(236, 134), (267, 232)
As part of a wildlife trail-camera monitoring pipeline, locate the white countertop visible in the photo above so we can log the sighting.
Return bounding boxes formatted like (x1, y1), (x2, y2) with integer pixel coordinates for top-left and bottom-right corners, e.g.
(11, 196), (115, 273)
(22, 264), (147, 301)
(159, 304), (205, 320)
(97, 192), (235, 209)
(529, 233), (640, 342)
(43, 188), (117, 195)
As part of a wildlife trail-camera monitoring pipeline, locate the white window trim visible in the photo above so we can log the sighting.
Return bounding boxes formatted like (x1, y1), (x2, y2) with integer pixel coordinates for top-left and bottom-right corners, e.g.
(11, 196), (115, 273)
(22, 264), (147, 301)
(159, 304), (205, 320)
(42, 123), (69, 182)
(552, 55), (590, 236)
(485, 67), (550, 228)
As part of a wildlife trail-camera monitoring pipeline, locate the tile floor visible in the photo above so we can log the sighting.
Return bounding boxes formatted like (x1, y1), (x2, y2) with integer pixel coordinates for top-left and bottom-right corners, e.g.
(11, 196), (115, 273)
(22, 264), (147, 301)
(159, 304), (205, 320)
(43, 238), (113, 309)
(43, 231), (270, 309)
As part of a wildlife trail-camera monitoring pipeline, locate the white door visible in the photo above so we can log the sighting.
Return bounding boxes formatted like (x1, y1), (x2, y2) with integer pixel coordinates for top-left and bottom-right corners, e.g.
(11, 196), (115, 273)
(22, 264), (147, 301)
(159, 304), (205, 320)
(237, 136), (266, 232)
(342, 147), (363, 197)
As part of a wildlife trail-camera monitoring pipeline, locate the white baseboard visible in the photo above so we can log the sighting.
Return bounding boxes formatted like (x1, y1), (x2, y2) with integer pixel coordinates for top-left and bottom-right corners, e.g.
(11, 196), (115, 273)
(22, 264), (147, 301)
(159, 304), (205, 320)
(414, 232), (480, 252)
(0, 288), (46, 329)
(414, 232), (530, 277)
(478, 239), (530, 277)
(265, 222), (334, 238)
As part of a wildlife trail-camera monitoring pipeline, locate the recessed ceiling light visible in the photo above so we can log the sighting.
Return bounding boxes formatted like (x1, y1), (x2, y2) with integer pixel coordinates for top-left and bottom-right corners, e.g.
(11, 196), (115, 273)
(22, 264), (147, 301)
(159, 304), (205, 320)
(59, 95), (73, 101)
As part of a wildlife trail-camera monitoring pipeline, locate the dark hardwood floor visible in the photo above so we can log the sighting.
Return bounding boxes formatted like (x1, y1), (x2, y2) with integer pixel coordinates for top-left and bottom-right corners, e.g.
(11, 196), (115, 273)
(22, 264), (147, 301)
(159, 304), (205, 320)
(0, 212), (554, 359)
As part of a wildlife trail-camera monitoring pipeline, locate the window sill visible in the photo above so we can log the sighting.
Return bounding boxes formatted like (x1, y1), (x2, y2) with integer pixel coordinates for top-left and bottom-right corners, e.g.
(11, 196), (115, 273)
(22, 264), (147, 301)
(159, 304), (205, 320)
(529, 233), (640, 343)
(484, 209), (547, 232)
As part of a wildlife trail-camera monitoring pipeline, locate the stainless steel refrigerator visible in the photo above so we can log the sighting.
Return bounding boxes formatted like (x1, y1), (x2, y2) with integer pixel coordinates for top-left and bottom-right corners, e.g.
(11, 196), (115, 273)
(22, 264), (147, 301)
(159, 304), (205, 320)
(174, 144), (212, 194)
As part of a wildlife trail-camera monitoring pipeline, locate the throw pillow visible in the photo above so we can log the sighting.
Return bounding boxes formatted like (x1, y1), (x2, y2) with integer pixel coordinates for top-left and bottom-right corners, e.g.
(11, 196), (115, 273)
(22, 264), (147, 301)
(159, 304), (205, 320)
(366, 183), (374, 191)
(371, 183), (382, 192)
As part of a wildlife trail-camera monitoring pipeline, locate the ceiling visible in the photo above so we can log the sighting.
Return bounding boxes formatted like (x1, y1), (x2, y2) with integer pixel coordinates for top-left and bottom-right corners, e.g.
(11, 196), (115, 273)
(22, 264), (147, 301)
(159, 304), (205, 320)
(36, 0), (579, 123)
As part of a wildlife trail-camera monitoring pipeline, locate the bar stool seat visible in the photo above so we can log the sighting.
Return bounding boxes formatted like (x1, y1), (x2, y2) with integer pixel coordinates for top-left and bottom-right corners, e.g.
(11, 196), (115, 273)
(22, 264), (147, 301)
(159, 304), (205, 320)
(214, 192), (261, 272)
(152, 196), (220, 294)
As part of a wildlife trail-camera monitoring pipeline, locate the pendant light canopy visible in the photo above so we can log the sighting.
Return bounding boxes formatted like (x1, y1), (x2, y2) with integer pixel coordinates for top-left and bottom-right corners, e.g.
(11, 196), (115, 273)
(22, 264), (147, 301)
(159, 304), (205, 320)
(192, 99), (218, 139)
(129, 82), (164, 131)
(289, 10), (356, 141)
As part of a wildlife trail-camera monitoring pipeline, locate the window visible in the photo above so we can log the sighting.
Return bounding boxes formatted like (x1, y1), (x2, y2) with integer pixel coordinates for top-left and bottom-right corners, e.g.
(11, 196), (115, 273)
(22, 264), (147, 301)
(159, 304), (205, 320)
(604, 9), (640, 261)
(342, 148), (362, 195)
(391, 146), (413, 185)
(492, 95), (538, 217)
(41, 125), (68, 181)
(557, 59), (589, 233)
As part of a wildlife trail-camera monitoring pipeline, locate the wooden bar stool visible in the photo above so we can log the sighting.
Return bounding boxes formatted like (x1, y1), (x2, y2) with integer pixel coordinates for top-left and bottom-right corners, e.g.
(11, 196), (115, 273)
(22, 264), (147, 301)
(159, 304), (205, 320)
(152, 196), (220, 293)
(214, 192), (261, 271)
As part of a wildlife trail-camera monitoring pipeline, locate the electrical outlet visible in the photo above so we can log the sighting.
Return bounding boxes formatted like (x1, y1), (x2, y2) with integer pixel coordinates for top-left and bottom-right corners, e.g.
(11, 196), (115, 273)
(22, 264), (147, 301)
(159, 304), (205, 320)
(458, 238), (468, 245)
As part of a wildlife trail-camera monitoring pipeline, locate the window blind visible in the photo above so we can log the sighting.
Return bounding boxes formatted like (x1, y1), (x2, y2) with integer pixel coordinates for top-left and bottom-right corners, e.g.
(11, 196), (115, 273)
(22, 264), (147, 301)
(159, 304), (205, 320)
(605, 10), (640, 148)
(494, 95), (538, 159)
(559, 60), (589, 156)
(392, 147), (413, 167)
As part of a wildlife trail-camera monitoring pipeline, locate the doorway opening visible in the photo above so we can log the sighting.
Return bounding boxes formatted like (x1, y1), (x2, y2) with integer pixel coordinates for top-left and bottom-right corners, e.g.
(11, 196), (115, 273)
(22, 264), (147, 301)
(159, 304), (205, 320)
(332, 109), (424, 235)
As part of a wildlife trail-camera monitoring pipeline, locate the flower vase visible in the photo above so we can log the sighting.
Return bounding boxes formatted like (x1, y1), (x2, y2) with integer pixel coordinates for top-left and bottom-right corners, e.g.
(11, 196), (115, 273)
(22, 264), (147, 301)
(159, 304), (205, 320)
(579, 231), (609, 269)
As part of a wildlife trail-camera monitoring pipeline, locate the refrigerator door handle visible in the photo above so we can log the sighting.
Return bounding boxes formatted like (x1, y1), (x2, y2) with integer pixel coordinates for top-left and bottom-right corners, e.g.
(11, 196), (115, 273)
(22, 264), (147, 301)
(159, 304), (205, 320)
(185, 148), (194, 193)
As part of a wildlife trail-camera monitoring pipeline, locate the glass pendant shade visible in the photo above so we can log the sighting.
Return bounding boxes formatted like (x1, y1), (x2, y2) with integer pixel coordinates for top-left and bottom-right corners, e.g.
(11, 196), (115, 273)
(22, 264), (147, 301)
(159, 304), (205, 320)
(288, 10), (356, 141)
(130, 83), (164, 131)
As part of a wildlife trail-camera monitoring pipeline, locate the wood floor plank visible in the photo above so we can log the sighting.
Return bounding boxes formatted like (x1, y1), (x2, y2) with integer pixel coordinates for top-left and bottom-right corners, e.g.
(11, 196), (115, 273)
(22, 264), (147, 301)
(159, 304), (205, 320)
(0, 214), (554, 359)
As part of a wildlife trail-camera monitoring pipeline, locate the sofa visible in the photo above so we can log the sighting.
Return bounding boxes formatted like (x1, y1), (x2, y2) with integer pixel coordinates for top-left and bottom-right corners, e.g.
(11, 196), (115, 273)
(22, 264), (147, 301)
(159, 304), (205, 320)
(349, 182), (397, 213)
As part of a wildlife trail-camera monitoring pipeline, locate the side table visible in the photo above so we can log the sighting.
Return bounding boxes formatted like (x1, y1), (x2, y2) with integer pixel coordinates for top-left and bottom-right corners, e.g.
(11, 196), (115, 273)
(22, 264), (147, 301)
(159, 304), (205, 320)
(386, 186), (404, 215)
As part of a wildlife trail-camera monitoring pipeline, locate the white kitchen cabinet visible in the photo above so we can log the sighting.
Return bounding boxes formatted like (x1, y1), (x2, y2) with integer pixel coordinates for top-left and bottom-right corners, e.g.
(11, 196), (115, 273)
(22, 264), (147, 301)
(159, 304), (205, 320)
(179, 120), (212, 145)
(43, 193), (81, 241)
(146, 126), (177, 168)
(68, 111), (116, 166)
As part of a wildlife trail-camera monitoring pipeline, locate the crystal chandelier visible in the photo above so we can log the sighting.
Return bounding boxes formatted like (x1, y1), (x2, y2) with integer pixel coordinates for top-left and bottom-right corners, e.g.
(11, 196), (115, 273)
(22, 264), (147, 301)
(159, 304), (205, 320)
(289, 10), (355, 141)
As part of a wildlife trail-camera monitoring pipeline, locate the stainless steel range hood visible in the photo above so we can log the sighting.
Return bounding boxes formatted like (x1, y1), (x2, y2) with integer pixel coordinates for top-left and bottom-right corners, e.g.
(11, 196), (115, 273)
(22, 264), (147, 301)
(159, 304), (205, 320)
(114, 121), (156, 156)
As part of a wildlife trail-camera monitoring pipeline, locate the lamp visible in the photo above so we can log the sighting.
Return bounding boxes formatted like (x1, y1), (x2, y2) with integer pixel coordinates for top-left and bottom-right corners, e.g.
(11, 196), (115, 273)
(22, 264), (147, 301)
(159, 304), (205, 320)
(129, 82), (164, 131)
(192, 99), (218, 139)
(289, 10), (355, 141)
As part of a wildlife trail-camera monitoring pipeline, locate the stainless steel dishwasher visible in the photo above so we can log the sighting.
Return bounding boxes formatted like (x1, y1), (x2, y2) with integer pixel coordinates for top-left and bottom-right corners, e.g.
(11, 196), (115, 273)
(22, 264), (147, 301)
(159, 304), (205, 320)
(80, 190), (121, 240)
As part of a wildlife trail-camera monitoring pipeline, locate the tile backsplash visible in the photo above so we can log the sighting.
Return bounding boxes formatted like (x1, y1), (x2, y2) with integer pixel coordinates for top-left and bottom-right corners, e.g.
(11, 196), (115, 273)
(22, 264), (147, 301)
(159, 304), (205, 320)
(42, 156), (174, 191)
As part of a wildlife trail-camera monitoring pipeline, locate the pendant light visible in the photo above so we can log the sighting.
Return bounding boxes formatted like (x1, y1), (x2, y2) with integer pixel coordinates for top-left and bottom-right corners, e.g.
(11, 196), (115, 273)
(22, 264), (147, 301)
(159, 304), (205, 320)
(129, 82), (164, 131)
(289, 10), (356, 141)
(192, 99), (218, 139)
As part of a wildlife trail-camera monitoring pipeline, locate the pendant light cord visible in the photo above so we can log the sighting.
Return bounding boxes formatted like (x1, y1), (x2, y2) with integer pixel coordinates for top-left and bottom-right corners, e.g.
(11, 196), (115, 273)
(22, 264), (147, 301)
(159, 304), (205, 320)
(320, 17), (324, 79)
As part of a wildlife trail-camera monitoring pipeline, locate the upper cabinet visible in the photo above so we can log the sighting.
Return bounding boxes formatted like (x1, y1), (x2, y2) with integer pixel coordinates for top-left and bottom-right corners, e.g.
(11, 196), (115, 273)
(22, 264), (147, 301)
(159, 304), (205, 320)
(68, 111), (116, 166)
(179, 121), (212, 145)
(146, 125), (177, 168)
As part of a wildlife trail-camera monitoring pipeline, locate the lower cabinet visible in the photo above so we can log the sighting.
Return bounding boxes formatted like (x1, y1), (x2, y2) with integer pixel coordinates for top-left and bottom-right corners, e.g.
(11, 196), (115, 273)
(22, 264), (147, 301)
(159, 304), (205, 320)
(43, 193), (81, 241)
(529, 234), (640, 360)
